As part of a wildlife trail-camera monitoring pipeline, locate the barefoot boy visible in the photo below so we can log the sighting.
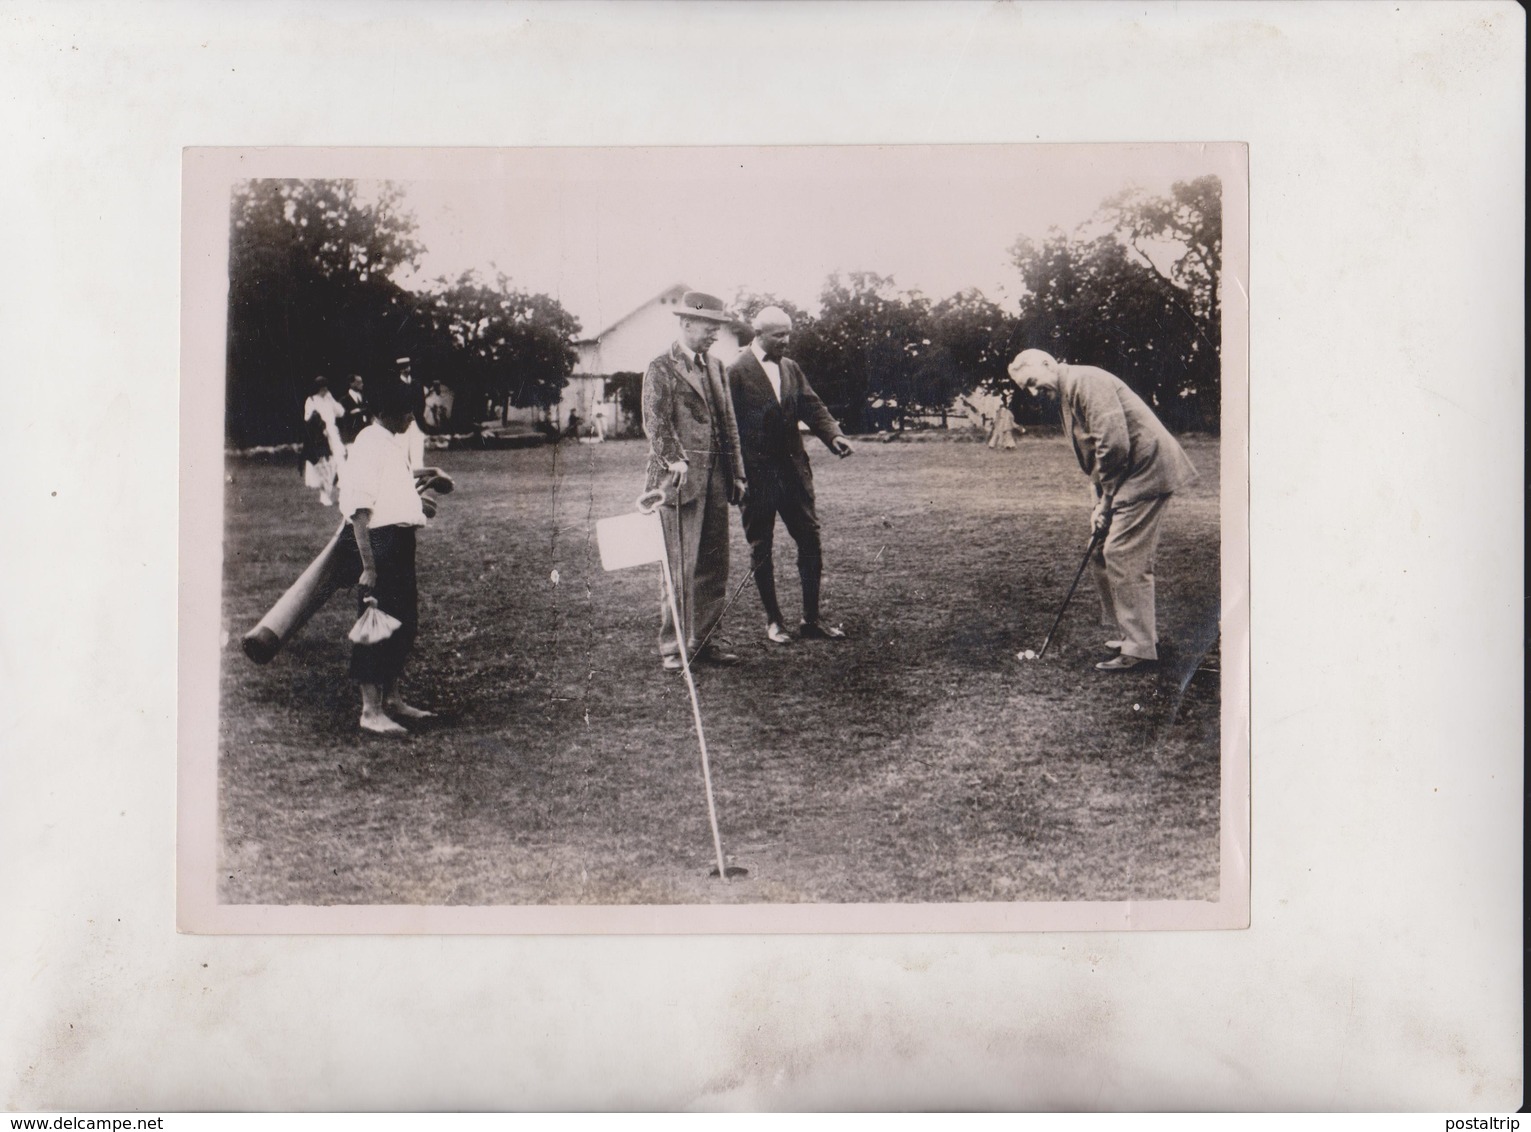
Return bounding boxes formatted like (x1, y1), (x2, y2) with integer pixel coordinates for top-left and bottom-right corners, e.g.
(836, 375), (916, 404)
(336, 371), (451, 734)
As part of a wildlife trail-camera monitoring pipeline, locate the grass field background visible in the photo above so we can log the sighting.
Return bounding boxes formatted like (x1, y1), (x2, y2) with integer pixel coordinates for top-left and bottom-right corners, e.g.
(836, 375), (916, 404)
(218, 433), (1221, 906)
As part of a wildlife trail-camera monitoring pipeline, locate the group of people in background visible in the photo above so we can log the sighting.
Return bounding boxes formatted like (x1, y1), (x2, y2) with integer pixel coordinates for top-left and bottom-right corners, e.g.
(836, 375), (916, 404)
(300, 374), (368, 507)
(302, 362), (432, 511)
(284, 294), (1199, 734)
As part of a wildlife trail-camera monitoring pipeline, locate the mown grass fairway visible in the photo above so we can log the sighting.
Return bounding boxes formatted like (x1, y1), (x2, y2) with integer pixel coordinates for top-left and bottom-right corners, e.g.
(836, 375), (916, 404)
(218, 434), (1221, 905)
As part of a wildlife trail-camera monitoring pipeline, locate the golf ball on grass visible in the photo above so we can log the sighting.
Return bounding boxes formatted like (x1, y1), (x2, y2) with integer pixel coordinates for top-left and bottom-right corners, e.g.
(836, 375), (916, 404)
(1018, 649), (1037, 660)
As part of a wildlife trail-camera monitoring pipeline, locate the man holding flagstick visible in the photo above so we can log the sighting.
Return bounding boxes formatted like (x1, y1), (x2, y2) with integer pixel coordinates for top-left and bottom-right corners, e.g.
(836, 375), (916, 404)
(640, 291), (748, 672)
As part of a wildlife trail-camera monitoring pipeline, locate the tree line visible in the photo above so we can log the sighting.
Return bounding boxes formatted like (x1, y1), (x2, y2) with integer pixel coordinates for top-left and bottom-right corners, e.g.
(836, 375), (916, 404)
(225, 180), (579, 448)
(736, 176), (1221, 435)
(225, 176), (1222, 446)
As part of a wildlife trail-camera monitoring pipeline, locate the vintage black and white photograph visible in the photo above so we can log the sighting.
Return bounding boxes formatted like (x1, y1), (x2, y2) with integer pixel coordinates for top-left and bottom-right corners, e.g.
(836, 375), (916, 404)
(10, 0), (1524, 1111)
(180, 143), (1248, 931)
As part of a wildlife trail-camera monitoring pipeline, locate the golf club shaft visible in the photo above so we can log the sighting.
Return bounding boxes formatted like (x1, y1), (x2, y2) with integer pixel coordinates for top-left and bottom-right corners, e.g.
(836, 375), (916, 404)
(1037, 531), (1103, 660)
(673, 479), (690, 647)
(690, 569), (757, 661)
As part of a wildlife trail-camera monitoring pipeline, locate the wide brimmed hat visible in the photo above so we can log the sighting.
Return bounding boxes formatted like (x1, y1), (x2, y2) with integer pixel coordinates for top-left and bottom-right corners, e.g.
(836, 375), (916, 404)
(672, 291), (734, 323)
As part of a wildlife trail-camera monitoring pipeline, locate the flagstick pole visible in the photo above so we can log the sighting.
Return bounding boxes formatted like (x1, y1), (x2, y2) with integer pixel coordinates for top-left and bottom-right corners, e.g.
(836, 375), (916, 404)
(659, 518), (730, 884)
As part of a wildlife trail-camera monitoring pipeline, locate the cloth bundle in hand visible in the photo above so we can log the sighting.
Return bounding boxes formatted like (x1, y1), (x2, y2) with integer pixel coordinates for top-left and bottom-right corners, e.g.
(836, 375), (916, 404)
(348, 597), (402, 645)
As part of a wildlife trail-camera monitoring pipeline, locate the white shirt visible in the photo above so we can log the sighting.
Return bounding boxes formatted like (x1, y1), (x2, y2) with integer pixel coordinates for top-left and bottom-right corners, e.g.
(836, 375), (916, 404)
(339, 422), (426, 528)
(750, 339), (782, 401)
(404, 418), (426, 470)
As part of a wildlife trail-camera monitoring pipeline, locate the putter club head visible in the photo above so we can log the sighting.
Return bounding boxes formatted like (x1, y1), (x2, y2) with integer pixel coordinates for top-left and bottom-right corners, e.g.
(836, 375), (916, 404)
(709, 865), (750, 879)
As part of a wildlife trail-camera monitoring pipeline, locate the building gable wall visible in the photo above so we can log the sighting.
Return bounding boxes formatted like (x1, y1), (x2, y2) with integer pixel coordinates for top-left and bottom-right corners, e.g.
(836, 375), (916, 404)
(575, 286), (745, 375)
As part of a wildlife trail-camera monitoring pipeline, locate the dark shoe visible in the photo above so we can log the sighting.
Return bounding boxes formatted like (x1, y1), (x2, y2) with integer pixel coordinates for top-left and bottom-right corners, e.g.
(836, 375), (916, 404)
(799, 621), (845, 640)
(694, 645), (742, 666)
(1096, 654), (1152, 671)
(765, 622), (793, 645)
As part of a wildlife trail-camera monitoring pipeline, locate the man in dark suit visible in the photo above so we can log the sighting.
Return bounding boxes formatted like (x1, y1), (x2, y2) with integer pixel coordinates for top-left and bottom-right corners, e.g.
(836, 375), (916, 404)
(727, 306), (854, 645)
(1007, 349), (1198, 671)
(337, 373), (369, 446)
(641, 291), (749, 670)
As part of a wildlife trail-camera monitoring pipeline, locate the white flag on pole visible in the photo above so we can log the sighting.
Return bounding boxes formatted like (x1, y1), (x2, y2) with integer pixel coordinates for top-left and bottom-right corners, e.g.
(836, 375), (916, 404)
(595, 510), (666, 571)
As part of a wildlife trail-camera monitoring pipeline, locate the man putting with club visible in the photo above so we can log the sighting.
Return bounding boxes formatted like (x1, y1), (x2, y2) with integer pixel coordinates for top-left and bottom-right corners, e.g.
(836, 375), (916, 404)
(641, 291), (748, 671)
(1007, 349), (1197, 671)
(727, 306), (854, 644)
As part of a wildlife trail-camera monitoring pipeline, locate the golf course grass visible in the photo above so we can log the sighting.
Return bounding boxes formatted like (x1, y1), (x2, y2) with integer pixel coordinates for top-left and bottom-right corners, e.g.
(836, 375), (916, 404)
(217, 432), (1223, 906)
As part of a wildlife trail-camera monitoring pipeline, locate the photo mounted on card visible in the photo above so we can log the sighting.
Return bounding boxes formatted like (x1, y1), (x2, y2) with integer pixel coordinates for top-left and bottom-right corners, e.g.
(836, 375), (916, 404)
(178, 144), (1249, 933)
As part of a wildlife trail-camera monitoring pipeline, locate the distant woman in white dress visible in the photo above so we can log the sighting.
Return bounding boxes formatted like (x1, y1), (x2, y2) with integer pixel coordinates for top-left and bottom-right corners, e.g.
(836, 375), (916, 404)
(988, 398), (1020, 450)
(302, 375), (346, 506)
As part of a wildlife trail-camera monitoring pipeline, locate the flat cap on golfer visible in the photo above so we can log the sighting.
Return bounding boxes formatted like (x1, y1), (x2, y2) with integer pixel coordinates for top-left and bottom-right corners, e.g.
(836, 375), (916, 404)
(672, 291), (734, 323)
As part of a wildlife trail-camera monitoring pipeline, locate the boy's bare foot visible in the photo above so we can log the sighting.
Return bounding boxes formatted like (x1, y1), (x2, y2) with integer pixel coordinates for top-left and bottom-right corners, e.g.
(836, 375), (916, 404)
(360, 712), (408, 736)
(386, 699), (435, 721)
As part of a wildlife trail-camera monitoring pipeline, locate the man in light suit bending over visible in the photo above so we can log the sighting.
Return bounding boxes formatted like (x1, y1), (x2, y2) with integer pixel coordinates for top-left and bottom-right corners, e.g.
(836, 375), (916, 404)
(641, 291), (749, 671)
(1007, 349), (1198, 671)
(727, 306), (854, 645)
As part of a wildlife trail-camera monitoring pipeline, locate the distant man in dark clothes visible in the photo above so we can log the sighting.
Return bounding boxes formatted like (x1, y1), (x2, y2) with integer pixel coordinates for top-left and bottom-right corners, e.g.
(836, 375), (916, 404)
(335, 369), (453, 734)
(338, 373), (369, 446)
(726, 306), (853, 644)
(1007, 349), (1197, 671)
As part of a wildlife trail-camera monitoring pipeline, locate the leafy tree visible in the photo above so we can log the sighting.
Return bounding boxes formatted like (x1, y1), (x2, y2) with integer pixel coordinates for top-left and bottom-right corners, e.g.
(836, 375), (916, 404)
(1105, 176), (1221, 331)
(920, 289), (1017, 425)
(607, 372), (644, 435)
(225, 180), (581, 444)
(225, 179), (425, 446)
(1104, 175), (1222, 428)
(737, 280), (1006, 430)
(423, 270), (580, 423)
(799, 273), (936, 431)
(927, 289), (1014, 379)
(1006, 176), (1223, 432)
